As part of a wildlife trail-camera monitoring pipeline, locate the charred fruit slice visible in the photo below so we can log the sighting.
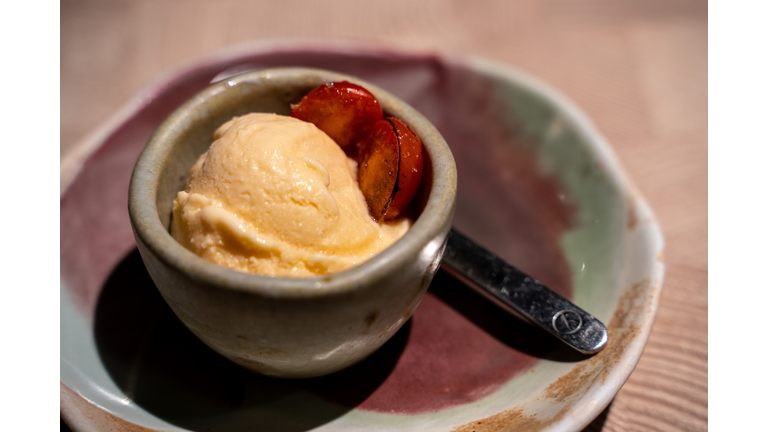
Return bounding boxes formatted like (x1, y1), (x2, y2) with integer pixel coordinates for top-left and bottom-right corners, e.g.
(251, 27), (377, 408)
(358, 119), (399, 220)
(290, 81), (383, 153)
(385, 118), (424, 220)
(358, 118), (424, 221)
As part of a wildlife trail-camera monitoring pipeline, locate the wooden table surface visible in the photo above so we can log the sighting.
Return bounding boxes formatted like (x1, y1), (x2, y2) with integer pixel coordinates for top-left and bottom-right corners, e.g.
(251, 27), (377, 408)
(61, 1), (707, 430)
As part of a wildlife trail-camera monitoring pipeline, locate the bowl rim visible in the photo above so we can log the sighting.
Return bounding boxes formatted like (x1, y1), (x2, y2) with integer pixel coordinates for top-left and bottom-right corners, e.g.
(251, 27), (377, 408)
(461, 57), (666, 432)
(127, 67), (458, 299)
(63, 39), (666, 432)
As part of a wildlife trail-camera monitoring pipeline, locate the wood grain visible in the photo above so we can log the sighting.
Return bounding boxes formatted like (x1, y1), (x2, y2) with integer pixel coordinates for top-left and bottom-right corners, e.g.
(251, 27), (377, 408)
(61, 1), (707, 430)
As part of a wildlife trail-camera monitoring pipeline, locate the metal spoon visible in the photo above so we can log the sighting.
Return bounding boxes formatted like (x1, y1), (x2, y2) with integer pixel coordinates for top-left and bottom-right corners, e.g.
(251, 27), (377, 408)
(441, 229), (609, 354)
(208, 68), (608, 354)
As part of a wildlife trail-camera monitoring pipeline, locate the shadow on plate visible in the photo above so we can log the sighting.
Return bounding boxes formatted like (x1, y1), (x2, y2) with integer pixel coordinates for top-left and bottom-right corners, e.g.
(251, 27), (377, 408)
(94, 248), (589, 431)
(428, 270), (592, 363)
(94, 249), (410, 431)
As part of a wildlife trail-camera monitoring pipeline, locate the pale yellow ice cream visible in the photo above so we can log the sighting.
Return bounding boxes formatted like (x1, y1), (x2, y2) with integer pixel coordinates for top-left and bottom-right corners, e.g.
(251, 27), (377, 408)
(171, 113), (410, 277)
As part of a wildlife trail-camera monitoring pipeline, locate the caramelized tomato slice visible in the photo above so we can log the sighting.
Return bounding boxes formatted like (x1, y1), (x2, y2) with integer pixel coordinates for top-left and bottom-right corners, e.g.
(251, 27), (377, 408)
(358, 118), (424, 221)
(290, 81), (383, 153)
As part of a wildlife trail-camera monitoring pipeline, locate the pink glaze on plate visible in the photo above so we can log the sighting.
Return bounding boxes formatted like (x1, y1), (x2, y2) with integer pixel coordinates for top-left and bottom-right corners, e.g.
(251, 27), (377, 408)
(61, 48), (574, 414)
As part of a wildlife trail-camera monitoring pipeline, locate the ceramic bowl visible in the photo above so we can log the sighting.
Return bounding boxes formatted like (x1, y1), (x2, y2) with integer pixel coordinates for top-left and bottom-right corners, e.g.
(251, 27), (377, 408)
(127, 67), (458, 378)
(63, 41), (664, 432)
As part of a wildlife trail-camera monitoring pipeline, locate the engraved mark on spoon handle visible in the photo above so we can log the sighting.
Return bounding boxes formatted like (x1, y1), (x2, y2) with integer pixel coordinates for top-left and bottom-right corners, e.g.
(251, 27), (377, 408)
(441, 229), (609, 354)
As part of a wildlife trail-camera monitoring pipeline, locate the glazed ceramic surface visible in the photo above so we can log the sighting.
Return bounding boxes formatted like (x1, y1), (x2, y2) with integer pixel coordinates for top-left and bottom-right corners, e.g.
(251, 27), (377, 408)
(61, 42), (664, 432)
(128, 68), (457, 378)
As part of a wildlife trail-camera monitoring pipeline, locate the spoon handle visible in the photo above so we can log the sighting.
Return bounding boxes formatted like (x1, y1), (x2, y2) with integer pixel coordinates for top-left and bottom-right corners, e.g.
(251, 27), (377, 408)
(440, 229), (609, 354)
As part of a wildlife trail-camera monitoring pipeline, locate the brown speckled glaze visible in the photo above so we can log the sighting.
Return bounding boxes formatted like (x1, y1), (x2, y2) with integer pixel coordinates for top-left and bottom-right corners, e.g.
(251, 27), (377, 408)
(62, 50), (570, 410)
(60, 384), (162, 432)
(61, 44), (664, 432)
(450, 279), (659, 432)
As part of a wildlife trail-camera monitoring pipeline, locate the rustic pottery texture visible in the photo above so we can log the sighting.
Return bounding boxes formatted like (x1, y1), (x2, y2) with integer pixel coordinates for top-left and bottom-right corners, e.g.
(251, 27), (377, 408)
(61, 45), (664, 432)
(128, 67), (458, 378)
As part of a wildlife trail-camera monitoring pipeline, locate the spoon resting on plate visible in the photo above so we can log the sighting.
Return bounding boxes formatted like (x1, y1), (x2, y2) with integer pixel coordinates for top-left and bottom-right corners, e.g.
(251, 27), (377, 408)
(441, 229), (609, 355)
(208, 68), (608, 354)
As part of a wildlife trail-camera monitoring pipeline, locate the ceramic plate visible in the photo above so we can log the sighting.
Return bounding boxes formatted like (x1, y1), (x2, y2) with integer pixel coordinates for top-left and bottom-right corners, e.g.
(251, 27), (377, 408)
(61, 41), (664, 432)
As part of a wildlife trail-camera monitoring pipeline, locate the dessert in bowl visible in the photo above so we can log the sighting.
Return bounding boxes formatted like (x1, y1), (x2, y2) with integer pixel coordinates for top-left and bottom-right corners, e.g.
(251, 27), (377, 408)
(63, 42), (664, 432)
(128, 67), (457, 378)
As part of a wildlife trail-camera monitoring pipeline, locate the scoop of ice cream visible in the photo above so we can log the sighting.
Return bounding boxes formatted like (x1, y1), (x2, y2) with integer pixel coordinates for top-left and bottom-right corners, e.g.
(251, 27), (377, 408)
(171, 113), (410, 277)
